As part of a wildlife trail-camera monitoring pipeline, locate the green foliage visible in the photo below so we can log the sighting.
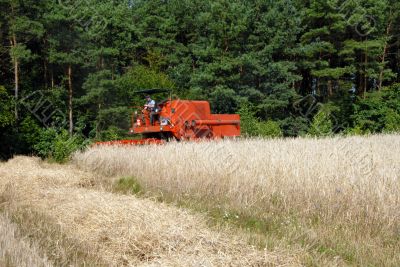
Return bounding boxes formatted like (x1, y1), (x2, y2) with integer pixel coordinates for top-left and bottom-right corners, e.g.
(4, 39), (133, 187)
(0, 86), (14, 128)
(80, 70), (117, 107)
(118, 65), (175, 100)
(351, 84), (400, 134)
(0, 0), (400, 159)
(238, 104), (260, 136)
(384, 109), (400, 132)
(78, 65), (175, 140)
(114, 177), (142, 195)
(297, 0), (397, 98)
(94, 107), (131, 139)
(33, 128), (58, 159)
(18, 116), (43, 147)
(308, 105), (337, 137)
(309, 111), (333, 137)
(238, 104), (282, 137)
(34, 128), (86, 163)
(98, 126), (129, 141)
(257, 120), (283, 138)
(209, 86), (239, 114)
(280, 116), (310, 137)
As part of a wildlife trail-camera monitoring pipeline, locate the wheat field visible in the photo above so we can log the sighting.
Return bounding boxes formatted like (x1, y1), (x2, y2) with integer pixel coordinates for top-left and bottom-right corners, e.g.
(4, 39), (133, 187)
(73, 134), (400, 266)
(1, 135), (399, 266)
(0, 156), (299, 266)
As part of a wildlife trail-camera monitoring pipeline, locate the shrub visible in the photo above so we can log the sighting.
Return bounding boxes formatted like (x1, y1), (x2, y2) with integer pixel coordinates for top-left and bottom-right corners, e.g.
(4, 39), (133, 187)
(238, 104), (282, 137)
(34, 128), (86, 163)
(351, 83), (400, 134)
(308, 104), (336, 137)
(384, 109), (400, 133)
(257, 120), (283, 137)
(308, 111), (333, 136)
(237, 104), (259, 136)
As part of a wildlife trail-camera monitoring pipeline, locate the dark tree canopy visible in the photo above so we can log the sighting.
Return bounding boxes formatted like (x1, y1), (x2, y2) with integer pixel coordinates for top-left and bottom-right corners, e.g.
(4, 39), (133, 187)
(0, 0), (399, 159)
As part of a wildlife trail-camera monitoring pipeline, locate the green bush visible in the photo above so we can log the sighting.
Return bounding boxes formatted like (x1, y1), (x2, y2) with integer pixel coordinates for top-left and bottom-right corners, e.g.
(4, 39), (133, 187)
(308, 105), (335, 137)
(34, 128), (86, 163)
(383, 109), (400, 133)
(237, 104), (259, 136)
(351, 84), (400, 134)
(257, 120), (283, 137)
(238, 104), (282, 137)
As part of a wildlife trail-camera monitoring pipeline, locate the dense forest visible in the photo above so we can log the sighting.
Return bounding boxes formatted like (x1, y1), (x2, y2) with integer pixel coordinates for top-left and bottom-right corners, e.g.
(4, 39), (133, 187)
(1, 0), (400, 160)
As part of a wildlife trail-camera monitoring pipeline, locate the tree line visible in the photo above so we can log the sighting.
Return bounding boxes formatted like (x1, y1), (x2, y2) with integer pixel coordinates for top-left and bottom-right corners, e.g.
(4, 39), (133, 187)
(0, 0), (399, 160)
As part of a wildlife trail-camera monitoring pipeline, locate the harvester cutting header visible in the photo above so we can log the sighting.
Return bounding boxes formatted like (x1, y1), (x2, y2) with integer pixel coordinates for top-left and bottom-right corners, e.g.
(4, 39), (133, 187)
(96, 89), (240, 145)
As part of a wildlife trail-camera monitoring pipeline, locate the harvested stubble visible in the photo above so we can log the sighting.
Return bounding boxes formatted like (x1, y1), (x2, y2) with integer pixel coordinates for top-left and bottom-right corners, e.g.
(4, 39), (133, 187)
(73, 134), (400, 266)
(0, 156), (299, 266)
(0, 213), (52, 267)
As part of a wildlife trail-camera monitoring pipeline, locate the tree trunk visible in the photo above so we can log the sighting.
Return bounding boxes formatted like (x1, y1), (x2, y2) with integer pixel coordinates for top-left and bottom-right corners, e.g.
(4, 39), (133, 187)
(96, 103), (102, 138)
(327, 57), (333, 97)
(364, 48), (368, 98)
(327, 80), (333, 97)
(358, 64), (362, 96)
(10, 34), (19, 120)
(51, 67), (54, 89)
(44, 60), (48, 89)
(378, 19), (392, 90)
(67, 64), (73, 135)
(100, 55), (104, 69)
(43, 38), (48, 88)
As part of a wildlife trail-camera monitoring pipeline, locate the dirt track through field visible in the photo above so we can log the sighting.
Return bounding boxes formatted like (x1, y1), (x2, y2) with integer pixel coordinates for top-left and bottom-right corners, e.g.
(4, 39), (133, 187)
(0, 156), (300, 266)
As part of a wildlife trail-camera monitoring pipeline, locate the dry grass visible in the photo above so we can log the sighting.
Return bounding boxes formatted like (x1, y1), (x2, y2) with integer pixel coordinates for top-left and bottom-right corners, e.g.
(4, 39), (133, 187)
(0, 213), (52, 267)
(73, 134), (400, 266)
(0, 156), (299, 266)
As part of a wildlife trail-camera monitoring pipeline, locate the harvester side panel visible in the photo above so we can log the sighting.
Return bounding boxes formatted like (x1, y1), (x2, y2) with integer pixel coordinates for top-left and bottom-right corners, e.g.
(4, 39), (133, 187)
(208, 114), (240, 137)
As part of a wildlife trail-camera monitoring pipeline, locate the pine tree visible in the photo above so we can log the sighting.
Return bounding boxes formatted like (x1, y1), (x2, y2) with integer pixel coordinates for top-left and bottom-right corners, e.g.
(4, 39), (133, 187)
(44, 0), (86, 135)
(0, 0), (44, 119)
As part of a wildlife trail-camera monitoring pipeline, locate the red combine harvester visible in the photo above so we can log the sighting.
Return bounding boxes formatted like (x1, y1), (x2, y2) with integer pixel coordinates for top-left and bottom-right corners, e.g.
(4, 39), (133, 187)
(95, 89), (240, 146)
